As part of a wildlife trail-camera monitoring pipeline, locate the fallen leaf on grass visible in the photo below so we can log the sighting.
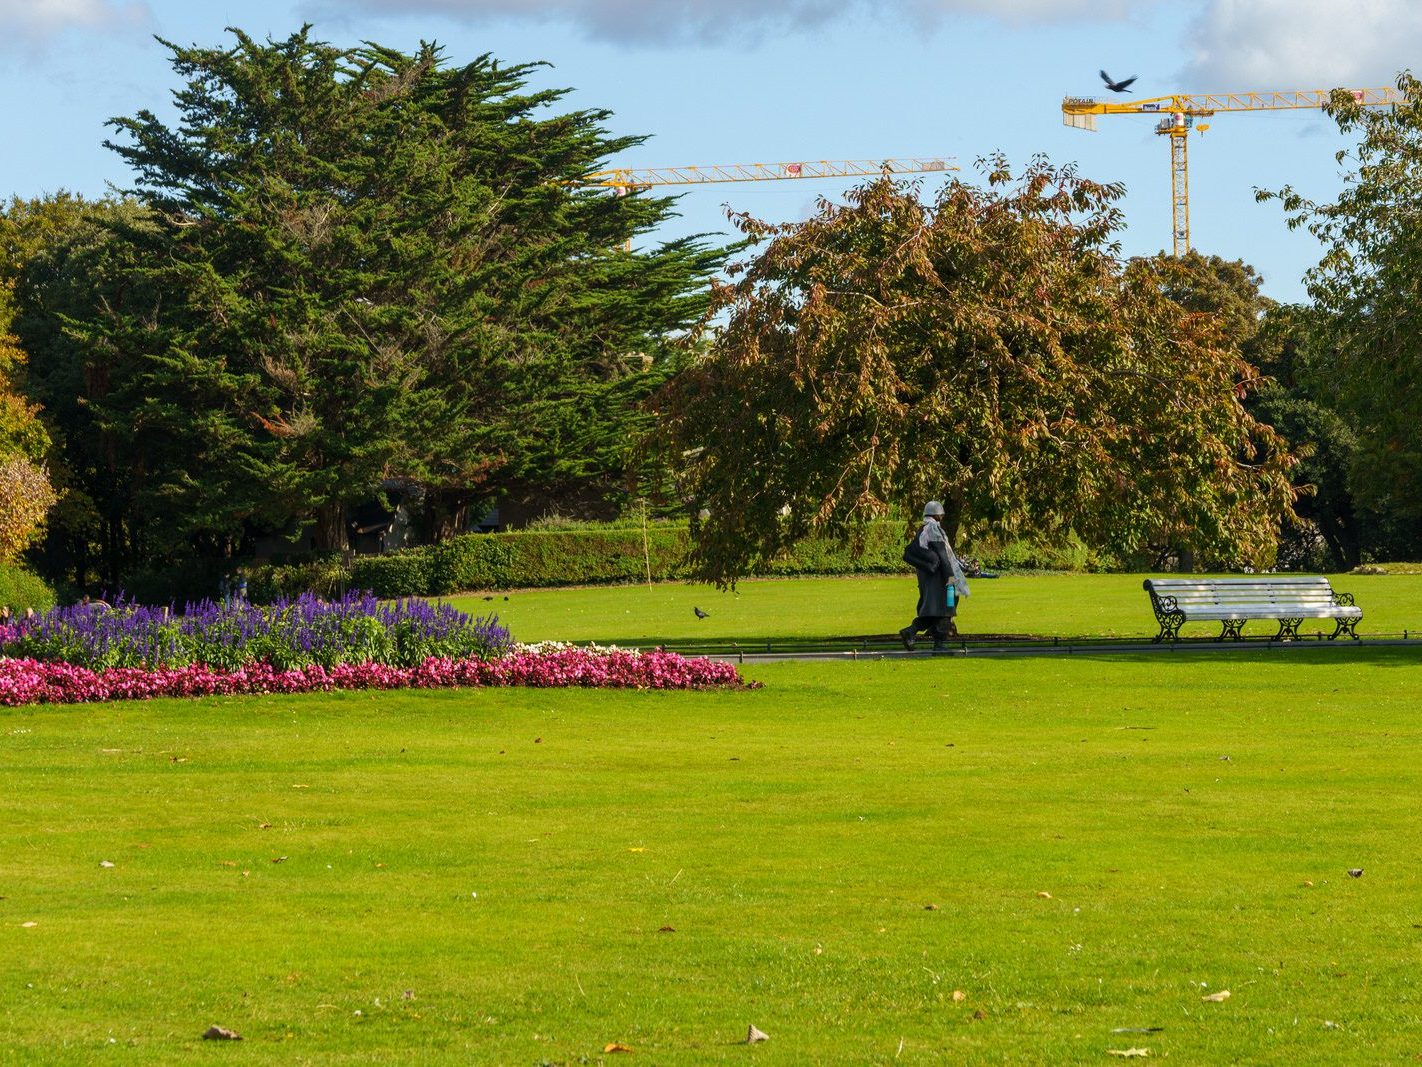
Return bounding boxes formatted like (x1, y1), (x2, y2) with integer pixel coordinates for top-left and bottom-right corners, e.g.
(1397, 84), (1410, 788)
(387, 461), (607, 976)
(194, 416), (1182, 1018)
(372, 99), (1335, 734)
(1202, 990), (1231, 1002)
(627, 847), (647, 853)
(746, 1025), (769, 1043)
(657, 926), (675, 933)
(291, 784), (309, 790)
(1107, 1049), (1149, 1058)
(973, 1009), (988, 1020)
(1348, 869), (1364, 878)
(923, 904), (939, 911)
(20, 921), (37, 928)
(99, 860), (115, 868)
(202, 1026), (242, 1041)
(1036, 891), (1053, 899)
(271, 856), (288, 864)
(1112, 1027), (1164, 1034)
(259, 823), (271, 830)
(952, 990), (967, 1002)
(604, 1042), (633, 1053)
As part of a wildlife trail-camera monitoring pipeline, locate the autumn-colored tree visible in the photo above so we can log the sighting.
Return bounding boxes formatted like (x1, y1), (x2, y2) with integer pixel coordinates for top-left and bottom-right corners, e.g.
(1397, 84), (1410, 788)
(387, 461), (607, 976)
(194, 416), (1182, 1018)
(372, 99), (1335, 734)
(0, 454), (56, 563)
(655, 159), (1296, 585)
(0, 198), (59, 561)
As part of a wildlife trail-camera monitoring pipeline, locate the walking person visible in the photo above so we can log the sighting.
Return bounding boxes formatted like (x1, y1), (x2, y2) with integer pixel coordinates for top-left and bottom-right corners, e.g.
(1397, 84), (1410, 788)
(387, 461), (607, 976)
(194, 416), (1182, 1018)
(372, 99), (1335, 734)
(899, 500), (970, 651)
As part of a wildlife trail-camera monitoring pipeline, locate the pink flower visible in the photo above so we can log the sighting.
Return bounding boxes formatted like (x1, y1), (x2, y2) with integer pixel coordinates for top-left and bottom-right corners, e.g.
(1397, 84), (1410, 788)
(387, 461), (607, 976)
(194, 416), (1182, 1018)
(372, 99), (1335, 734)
(0, 648), (751, 707)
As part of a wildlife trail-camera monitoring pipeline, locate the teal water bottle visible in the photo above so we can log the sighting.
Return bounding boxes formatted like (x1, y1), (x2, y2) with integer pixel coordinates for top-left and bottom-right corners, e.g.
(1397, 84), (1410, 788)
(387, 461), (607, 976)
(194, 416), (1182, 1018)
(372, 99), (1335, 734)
(945, 584), (956, 610)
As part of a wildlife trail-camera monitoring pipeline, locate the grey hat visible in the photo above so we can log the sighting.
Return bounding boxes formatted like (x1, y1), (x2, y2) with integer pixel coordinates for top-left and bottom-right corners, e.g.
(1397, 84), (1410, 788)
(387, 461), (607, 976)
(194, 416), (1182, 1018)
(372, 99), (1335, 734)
(922, 500), (945, 518)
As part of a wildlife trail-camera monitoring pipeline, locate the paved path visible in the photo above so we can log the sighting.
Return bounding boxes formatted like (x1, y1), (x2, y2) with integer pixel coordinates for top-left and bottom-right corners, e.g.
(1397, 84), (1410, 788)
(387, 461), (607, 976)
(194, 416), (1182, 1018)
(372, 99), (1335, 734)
(631, 634), (1422, 664)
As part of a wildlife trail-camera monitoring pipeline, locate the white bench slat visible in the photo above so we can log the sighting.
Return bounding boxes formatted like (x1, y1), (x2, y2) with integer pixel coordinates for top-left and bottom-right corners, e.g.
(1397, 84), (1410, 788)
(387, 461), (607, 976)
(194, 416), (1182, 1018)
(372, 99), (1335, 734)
(1143, 576), (1362, 641)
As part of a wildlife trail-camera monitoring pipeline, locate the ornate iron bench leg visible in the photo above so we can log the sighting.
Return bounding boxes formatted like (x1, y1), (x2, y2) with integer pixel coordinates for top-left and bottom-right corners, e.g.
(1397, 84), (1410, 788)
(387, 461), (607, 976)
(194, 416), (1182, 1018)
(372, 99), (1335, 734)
(1154, 612), (1184, 642)
(1274, 618), (1302, 641)
(1220, 619), (1245, 641)
(1330, 617), (1360, 641)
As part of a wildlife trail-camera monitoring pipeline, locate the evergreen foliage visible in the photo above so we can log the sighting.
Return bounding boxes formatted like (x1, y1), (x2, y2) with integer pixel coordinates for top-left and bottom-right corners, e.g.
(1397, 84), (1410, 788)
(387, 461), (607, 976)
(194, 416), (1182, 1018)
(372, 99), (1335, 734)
(28, 27), (723, 585)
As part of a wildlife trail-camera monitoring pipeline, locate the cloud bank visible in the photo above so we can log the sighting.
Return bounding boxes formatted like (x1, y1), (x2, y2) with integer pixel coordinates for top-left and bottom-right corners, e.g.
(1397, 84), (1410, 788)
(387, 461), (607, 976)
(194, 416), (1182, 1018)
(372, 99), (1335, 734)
(331, 0), (1136, 45)
(1182, 0), (1421, 88)
(0, 0), (150, 44)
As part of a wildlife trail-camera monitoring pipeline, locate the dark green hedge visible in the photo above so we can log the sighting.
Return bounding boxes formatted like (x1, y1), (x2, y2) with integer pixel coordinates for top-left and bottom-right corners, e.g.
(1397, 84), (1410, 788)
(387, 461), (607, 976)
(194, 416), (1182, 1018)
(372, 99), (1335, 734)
(179, 525), (1108, 604)
(242, 523), (911, 601)
(0, 562), (57, 614)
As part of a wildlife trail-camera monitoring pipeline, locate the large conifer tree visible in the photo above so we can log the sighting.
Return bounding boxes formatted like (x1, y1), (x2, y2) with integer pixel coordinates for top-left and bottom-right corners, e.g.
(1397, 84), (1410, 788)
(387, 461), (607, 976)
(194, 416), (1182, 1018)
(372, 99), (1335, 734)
(81, 27), (722, 554)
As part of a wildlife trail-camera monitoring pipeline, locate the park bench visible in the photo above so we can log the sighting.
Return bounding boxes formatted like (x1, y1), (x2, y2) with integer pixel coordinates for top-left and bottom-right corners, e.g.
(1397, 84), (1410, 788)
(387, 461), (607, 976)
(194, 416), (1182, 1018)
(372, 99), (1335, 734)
(1142, 576), (1362, 642)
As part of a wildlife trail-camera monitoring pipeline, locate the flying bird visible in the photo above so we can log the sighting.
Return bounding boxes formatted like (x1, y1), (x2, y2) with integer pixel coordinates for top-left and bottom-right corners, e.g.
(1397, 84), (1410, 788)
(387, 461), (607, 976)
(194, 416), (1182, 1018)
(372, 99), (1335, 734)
(1100, 70), (1137, 93)
(693, 606), (710, 619)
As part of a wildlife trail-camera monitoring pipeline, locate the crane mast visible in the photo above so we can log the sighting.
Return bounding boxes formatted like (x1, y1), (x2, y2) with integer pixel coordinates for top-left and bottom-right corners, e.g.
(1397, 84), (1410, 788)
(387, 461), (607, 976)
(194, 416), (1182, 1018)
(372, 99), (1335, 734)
(1062, 86), (1404, 256)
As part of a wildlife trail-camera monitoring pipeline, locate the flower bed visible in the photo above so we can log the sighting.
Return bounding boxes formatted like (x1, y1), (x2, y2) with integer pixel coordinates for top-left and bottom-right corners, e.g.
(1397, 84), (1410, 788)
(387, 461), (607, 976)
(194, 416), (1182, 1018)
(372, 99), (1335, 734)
(0, 646), (749, 706)
(2, 593), (509, 671)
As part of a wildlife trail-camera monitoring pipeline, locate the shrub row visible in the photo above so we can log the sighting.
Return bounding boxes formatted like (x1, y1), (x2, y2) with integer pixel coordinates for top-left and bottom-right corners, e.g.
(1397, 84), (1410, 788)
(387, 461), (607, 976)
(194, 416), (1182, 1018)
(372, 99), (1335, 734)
(229, 525), (1114, 603)
(335, 523), (912, 598)
(0, 562), (56, 614)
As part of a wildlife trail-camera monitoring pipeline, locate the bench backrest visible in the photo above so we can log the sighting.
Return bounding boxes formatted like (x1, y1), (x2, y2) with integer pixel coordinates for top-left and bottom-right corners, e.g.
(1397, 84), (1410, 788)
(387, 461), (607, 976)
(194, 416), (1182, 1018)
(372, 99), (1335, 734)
(1143, 576), (1339, 613)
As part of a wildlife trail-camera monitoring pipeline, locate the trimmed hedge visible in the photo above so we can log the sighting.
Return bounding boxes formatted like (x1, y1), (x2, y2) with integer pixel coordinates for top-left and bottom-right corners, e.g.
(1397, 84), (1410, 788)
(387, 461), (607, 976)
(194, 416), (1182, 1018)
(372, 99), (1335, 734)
(244, 523), (909, 601)
(0, 562), (56, 614)
(189, 524), (1113, 603)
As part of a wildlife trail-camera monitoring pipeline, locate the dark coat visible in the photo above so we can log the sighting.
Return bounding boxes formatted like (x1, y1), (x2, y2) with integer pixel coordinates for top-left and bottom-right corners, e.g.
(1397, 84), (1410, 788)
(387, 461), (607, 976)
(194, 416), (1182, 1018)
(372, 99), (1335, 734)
(914, 539), (955, 618)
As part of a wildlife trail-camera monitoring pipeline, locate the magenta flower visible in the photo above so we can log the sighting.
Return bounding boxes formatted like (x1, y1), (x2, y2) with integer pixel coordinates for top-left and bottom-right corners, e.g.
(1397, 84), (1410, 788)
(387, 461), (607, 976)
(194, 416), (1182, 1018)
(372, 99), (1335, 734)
(0, 648), (751, 707)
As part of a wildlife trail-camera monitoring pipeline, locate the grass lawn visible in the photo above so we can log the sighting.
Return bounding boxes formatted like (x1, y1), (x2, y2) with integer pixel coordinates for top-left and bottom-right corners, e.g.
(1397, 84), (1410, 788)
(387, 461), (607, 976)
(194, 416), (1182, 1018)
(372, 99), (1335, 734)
(4, 646), (1422, 1062)
(448, 572), (1422, 645)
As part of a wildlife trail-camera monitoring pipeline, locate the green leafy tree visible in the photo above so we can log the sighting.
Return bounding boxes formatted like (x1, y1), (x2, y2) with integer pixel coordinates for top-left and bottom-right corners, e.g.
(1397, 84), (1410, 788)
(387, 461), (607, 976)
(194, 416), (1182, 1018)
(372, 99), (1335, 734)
(65, 27), (722, 560)
(1262, 74), (1422, 524)
(655, 160), (1296, 585)
(6, 194), (156, 587)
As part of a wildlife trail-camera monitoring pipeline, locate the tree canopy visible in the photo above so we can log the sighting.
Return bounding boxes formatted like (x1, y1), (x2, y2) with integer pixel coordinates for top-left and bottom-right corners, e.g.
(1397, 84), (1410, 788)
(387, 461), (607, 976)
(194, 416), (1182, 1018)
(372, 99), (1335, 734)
(33, 27), (724, 579)
(656, 160), (1296, 585)
(1262, 74), (1422, 525)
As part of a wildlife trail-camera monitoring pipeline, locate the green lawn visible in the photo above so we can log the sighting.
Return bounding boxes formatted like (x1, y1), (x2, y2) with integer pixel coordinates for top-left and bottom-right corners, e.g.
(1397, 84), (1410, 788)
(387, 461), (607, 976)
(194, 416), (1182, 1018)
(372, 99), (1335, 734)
(4, 646), (1422, 1063)
(448, 572), (1422, 645)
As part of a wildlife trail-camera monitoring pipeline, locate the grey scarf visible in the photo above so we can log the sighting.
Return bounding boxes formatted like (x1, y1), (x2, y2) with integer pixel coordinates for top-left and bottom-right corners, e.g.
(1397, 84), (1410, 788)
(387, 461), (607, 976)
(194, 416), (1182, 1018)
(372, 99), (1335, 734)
(918, 520), (970, 598)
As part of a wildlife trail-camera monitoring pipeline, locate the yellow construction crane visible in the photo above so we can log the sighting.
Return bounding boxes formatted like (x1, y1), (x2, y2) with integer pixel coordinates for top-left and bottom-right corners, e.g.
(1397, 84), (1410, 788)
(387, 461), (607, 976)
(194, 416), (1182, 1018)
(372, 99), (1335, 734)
(1061, 87), (1403, 256)
(583, 157), (957, 191)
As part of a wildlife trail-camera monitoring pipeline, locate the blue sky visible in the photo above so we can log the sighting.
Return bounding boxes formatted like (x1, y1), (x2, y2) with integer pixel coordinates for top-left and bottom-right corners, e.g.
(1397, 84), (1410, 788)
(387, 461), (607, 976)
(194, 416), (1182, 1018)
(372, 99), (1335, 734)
(0, 0), (1414, 302)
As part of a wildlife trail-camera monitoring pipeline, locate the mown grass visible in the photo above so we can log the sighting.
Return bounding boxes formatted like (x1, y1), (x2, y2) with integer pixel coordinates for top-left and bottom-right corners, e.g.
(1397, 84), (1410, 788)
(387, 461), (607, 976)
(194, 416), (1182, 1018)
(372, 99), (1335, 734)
(4, 647), (1422, 1063)
(448, 572), (1422, 645)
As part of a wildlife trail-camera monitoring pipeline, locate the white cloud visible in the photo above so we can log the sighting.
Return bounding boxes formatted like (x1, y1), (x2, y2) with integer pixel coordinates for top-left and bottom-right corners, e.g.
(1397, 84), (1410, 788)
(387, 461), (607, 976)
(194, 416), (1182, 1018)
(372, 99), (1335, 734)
(0, 0), (151, 43)
(1182, 0), (1421, 88)
(331, 0), (1137, 44)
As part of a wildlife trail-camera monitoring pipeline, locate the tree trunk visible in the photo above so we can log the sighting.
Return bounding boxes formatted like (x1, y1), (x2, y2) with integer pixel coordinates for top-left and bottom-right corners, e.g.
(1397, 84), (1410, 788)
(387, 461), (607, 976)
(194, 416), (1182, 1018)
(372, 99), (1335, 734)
(311, 502), (347, 553)
(419, 490), (472, 543)
(942, 490), (968, 545)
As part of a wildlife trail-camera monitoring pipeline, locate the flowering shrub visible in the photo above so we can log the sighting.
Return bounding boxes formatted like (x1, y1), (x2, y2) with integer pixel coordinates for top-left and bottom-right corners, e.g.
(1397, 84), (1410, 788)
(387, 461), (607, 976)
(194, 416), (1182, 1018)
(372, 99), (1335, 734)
(0, 647), (750, 706)
(3, 592), (510, 671)
(0, 453), (56, 563)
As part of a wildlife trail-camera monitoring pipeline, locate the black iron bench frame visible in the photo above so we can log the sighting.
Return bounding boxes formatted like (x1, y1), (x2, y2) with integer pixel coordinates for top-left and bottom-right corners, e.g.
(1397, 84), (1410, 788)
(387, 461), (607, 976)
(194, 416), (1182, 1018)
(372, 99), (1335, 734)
(1143, 576), (1362, 643)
